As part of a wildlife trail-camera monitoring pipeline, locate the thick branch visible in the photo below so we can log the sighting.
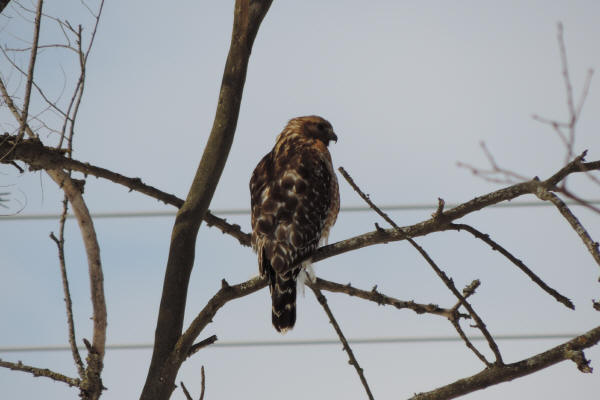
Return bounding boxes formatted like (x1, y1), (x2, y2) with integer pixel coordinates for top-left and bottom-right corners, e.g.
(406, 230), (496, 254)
(48, 170), (106, 400)
(311, 156), (600, 264)
(141, 3), (272, 399)
(410, 325), (600, 400)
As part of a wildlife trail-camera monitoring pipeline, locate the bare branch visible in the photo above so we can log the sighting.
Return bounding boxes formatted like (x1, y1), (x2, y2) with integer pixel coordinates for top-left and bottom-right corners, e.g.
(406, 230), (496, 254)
(0, 358), (81, 388)
(48, 171), (105, 400)
(2, 133), (598, 268)
(450, 223), (574, 309)
(49, 195), (86, 378)
(0, 76), (106, 397)
(0, 46), (70, 118)
(447, 280), (490, 366)
(199, 365), (206, 400)
(187, 335), (218, 359)
(0, 133), (251, 246)
(558, 185), (600, 214)
(575, 68), (594, 120)
(16, 0), (43, 143)
(457, 142), (531, 185)
(535, 188), (600, 269)
(180, 366), (205, 400)
(309, 285), (375, 400)
(142, 3), (273, 397)
(410, 325), (600, 400)
(312, 278), (467, 319)
(180, 381), (193, 400)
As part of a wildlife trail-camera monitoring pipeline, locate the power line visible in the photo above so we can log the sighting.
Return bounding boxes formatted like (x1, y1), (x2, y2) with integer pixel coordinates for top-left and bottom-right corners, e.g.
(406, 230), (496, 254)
(2, 200), (599, 221)
(0, 333), (580, 353)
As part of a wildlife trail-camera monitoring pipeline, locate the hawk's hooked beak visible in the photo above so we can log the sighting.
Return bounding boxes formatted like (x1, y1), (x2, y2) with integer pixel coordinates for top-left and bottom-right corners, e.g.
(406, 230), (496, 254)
(329, 131), (338, 144)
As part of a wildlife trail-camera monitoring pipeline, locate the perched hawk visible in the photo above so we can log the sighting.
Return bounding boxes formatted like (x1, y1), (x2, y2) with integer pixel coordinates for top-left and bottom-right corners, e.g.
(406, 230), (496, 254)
(250, 116), (340, 333)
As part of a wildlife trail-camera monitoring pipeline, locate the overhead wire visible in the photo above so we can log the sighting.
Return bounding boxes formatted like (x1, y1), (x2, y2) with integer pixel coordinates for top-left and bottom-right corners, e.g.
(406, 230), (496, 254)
(2, 200), (599, 220)
(0, 333), (580, 353)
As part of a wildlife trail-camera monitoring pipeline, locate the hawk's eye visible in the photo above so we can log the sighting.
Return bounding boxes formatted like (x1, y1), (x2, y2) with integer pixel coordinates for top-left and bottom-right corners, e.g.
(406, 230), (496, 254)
(317, 122), (326, 131)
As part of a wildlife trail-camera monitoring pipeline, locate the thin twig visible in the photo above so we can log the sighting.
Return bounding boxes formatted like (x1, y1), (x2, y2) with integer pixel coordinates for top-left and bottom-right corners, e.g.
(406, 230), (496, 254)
(180, 382), (193, 400)
(0, 358), (81, 387)
(535, 188), (600, 268)
(180, 366), (206, 400)
(311, 278), (468, 319)
(200, 366), (206, 400)
(450, 223), (574, 309)
(558, 185), (600, 214)
(309, 285), (375, 400)
(187, 335), (218, 359)
(557, 22), (576, 160)
(447, 280), (490, 366)
(16, 0), (44, 142)
(49, 195), (85, 378)
(575, 68), (594, 121)
(0, 46), (70, 118)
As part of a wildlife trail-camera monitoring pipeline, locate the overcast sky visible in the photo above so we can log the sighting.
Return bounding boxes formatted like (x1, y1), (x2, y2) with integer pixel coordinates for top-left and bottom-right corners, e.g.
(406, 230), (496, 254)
(1, 1), (600, 399)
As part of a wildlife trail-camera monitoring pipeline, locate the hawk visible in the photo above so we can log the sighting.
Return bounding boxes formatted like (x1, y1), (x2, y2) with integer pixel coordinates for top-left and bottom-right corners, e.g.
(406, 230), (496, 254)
(250, 116), (340, 333)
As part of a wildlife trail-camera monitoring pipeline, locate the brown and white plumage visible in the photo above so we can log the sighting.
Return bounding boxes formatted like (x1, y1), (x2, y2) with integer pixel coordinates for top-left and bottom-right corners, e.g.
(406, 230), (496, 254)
(250, 116), (340, 333)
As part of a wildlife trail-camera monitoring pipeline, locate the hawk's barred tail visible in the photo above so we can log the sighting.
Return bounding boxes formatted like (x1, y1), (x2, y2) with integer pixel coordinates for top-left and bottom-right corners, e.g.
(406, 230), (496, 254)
(270, 269), (298, 333)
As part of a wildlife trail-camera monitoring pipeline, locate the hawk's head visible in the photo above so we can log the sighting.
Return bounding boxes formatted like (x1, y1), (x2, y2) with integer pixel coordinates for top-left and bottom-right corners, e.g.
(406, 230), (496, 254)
(288, 115), (338, 147)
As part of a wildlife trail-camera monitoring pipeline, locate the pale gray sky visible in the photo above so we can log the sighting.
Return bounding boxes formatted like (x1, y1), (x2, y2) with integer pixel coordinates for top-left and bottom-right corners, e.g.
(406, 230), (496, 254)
(1, 1), (599, 399)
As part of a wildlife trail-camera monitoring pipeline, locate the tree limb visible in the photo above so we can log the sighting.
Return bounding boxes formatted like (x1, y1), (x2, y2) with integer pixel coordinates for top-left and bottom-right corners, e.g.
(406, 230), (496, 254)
(311, 278), (467, 319)
(449, 223), (574, 309)
(0, 75), (106, 400)
(310, 285), (375, 400)
(15, 0), (43, 143)
(0, 133), (251, 246)
(0, 358), (81, 388)
(140, 5), (272, 399)
(50, 196), (86, 379)
(409, 325), (600, 400)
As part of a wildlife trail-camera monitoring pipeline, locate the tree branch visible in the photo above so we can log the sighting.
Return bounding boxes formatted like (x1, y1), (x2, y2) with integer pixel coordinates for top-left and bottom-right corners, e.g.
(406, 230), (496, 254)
(309, 285), (375, 400)
(48, 170), (106, 400)
(0, 358), (81, 388)
(449, 223), (574, 309)
(1, 71), (106, 400)
(16, 0), (43, 143)
(311, 156), (600, 264)
(312, 278), (467, 319)
(141, 3), (272, 398)
(409, 325), (600, 400)
(0, 133), (251, 246)
(535, 187), (600, 268)
(49, 196), (86, 379)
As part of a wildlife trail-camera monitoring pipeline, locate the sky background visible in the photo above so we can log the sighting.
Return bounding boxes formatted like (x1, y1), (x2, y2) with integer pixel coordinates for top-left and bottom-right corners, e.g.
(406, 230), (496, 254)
(1, 1), (600, 399)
